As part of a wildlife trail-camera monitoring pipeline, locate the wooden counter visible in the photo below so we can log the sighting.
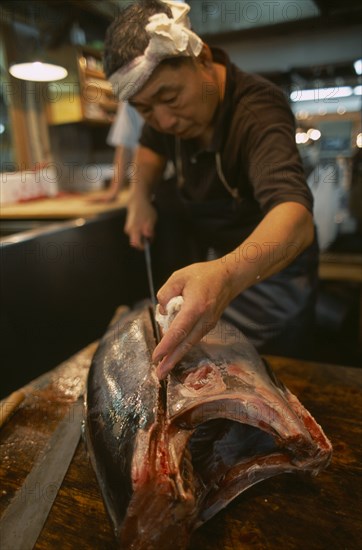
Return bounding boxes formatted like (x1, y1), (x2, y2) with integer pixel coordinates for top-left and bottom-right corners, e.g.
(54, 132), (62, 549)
(319, 252), (362, 284)
(0, 342), (361, 549)
(0, 190), (129, 220)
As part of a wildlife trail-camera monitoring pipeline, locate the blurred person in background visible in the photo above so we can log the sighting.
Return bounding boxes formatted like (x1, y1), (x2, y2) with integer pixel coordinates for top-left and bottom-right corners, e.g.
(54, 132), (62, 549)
(90, 101), (143, 202)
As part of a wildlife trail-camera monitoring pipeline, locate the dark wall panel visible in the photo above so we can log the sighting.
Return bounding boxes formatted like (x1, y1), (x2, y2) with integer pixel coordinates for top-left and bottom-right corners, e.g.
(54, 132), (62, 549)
(0, 210), (148, 398)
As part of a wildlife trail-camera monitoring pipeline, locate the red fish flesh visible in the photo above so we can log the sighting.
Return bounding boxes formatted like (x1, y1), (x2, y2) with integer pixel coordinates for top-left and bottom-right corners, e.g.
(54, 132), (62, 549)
(85, 304), (332, 549)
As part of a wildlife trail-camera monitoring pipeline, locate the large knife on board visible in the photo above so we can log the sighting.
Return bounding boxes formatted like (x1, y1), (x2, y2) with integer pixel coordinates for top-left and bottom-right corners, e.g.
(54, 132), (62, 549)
(0, 398), (83, 550)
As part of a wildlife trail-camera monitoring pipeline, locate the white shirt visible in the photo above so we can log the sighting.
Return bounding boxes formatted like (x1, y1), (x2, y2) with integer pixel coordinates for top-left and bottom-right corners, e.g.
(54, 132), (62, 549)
(107, 101), (143, 149)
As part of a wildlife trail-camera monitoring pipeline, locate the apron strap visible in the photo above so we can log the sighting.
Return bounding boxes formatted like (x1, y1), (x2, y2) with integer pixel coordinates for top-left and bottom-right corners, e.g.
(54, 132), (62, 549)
(215, 152), (240, 201)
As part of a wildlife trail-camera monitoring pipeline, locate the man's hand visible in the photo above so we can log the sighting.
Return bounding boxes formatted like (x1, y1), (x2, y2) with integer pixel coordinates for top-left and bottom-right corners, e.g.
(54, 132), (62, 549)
(124, 146), (166, 249)
(125, 194), (157, 249)
(152, 259), (239, 378)
(86, 189), (119, 203)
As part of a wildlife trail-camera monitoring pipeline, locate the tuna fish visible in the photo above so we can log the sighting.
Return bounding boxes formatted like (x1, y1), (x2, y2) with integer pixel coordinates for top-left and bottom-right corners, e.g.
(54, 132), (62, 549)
(85, 303), (332, 549)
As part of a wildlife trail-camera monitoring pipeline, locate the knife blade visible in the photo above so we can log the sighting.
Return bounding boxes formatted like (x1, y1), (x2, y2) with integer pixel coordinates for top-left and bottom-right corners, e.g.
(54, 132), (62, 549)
(0, 398), (83, 550)
(144, 238), (161, 343)
(143, 239), (168, 411)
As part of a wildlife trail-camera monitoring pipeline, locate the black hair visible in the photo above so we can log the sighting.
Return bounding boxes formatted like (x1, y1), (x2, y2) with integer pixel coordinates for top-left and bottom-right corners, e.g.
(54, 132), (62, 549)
(104, 0), (172, 78)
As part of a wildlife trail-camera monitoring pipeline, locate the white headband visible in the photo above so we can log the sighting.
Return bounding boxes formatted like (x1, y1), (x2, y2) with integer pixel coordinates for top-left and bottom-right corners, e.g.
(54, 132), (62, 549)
(109, 0), (203, 101)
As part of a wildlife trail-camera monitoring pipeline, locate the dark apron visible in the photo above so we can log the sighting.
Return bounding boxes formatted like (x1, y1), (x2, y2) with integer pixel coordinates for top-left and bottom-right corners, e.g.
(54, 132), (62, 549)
(152, 146), (319, 359)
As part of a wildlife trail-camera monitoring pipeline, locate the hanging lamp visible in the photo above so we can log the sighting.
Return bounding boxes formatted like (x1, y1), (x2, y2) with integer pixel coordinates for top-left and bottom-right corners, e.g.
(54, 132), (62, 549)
(8, 6), (68, 82)
(9, 61), (67, 82)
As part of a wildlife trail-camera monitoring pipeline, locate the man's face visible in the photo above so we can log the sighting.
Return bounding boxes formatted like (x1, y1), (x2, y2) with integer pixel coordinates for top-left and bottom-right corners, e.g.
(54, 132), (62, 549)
(129, 58), (221, 140)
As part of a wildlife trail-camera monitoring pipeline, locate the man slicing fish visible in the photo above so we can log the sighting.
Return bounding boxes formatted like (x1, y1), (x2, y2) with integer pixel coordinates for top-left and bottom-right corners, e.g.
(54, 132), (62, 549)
(104, 0), (318, 378)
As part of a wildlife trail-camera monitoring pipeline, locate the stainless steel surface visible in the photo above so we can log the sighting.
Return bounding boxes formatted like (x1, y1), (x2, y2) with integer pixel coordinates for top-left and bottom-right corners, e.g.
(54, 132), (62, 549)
(0, 220), (53, 239)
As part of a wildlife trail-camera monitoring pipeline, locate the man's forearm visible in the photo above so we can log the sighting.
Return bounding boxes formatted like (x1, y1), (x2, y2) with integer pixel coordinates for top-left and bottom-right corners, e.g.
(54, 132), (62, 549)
(221, 202), (315, 298)
(152, 202), (314, 376)
(125, 146), (167, 248)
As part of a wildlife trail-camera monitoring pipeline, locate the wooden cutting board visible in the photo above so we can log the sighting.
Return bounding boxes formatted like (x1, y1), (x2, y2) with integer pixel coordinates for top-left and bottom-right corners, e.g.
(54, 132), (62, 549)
(0, 341), (361, 549)
(0, 190), (129, 220)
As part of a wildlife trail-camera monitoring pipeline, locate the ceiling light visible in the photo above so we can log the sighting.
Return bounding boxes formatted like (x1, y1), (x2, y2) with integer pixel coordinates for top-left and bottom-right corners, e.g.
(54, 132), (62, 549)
(307, 128), (321, 141)
(8, 7), (68, 83)
(296, 132), (309, 144)
(337, 105), (346, 115)
(9, 61), (68, 82)
(354, 59), (362, 76)
(295, 110), (309, 120)
(290, 86), (353, 102)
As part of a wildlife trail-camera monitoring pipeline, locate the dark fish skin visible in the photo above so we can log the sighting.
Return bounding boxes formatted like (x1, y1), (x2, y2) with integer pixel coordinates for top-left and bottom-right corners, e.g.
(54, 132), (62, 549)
(85, 304), (332, 549)
(85, 307), (158, 531)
